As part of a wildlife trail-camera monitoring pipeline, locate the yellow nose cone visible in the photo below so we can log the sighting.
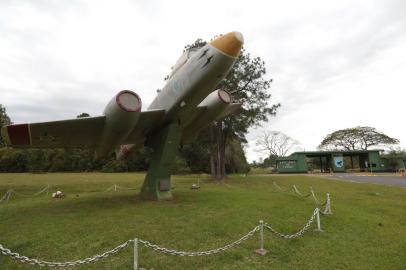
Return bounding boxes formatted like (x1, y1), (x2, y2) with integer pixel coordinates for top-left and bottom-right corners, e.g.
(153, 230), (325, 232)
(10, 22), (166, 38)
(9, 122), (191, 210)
(210, 31), (244, 58)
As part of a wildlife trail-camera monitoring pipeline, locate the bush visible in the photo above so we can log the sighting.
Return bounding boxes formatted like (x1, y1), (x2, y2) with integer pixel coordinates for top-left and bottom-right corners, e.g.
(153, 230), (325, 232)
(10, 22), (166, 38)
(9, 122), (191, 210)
(101, 160), (128, 172)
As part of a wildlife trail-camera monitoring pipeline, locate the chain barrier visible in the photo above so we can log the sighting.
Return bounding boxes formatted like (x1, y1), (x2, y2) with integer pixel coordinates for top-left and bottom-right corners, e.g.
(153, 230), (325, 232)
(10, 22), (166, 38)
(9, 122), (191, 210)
(310, 187), (320, 204)
(104, 184), (136, 192)
(0, 208), (325, 268)
(272, 181), (286, 191)
(0, 240), (134, 268)
(11, 184), (50, 197)
(104, 185), (115, 192)
(1, 184), (136, 203)
(292, 185), (311, 198)
(264, 208), (318, 238)
(0, 190), (12, 203)
(272, 182), (332, 215)
(115, 185), (137, 191)
(0, 185), (50, 203)
(0, 185), (140, 205)
(139, 225), (260, 257)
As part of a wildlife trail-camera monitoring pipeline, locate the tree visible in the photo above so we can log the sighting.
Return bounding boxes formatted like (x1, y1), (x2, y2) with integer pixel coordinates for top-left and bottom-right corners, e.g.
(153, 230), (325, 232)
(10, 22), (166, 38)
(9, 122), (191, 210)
(0, 105), (11, 147)
(77, 113), (90, 118)
(210, 48), (280, 180)
(256, 131), (301, 158)
(319, 126), (399, 150)
(180, 39), (280, 180)
(224, 138), (250, 173)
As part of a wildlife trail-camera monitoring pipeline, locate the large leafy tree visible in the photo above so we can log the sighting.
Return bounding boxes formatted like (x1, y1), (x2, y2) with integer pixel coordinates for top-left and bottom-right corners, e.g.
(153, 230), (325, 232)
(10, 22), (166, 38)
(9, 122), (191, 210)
(0, 105), (11, 147)
(181, 39), (280, 179)
(319, 126), (399, 150)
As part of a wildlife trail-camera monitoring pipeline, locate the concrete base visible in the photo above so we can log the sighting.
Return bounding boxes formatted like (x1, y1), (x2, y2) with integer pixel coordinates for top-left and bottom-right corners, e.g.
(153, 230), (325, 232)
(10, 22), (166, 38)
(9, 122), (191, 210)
(140, 123), (182, 201)
(255, 248), (268, 256)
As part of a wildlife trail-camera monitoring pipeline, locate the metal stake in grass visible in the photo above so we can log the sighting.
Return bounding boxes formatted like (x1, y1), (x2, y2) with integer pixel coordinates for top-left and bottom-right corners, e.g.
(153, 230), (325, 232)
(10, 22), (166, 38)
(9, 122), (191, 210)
(255, 220), (267, 255)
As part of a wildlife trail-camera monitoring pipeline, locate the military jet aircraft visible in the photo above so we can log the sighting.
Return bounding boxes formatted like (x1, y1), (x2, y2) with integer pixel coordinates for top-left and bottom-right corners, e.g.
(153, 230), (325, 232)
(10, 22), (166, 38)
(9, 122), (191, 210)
(1, 31), (244, 200)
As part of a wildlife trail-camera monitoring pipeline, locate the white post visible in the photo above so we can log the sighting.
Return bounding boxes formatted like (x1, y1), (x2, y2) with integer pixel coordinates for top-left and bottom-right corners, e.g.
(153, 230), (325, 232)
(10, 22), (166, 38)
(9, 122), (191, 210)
(324, 193), (332, 214)
(134, 238), (138, 270)
(114, 184), (117, 192)
(46, 184), (49, 196)
(255, 220), (267, 255)
(314, 208), (323, 232)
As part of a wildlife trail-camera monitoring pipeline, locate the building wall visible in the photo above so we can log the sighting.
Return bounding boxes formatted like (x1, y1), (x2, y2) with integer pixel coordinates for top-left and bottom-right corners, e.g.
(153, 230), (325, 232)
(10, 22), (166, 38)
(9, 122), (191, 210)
(276, 159), (298, 173)
(368, 151), (381, 172)
(332, 153), (345, 172)
(276, 150), (405, 173)
(296, 154), (308, 172)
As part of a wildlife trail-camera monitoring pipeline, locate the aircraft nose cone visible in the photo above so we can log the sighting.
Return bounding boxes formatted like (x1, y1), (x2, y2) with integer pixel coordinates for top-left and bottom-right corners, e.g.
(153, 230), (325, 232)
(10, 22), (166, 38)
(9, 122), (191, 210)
(210, 31), (244, 58)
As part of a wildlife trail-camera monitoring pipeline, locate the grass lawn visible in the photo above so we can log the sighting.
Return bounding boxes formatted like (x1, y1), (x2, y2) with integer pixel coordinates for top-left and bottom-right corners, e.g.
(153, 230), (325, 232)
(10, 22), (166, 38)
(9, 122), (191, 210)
(0, 173), (405, 269)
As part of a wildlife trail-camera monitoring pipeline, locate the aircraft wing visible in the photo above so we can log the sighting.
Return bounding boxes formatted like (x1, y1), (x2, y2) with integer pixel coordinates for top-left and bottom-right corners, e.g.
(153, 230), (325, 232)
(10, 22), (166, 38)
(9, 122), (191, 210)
(2, 109), (167, 149)
(1, 116), (106, 148)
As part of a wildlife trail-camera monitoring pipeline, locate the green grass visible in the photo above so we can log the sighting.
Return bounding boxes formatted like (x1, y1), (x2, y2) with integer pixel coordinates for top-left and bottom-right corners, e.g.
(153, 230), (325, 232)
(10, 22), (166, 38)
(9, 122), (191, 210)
(0, 173), (405, 270)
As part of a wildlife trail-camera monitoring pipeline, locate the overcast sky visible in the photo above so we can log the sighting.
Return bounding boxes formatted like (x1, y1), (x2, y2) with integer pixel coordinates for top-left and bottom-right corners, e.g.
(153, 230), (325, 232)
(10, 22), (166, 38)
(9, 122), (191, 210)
(1, 0), (405, 162)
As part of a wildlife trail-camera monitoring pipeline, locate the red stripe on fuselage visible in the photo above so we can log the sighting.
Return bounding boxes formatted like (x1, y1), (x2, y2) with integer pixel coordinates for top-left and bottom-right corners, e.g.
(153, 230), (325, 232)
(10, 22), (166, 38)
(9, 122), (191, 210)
(7, 124), (30, 145)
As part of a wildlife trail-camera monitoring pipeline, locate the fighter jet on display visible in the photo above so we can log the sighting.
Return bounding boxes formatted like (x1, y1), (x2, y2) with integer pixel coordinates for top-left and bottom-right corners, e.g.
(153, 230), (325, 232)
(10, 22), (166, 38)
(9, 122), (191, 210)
(1, 31), (244, 200)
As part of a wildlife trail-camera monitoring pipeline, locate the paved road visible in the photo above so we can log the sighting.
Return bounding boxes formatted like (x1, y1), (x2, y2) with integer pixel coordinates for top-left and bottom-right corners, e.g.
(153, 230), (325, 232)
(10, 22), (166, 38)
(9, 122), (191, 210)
(317, 173), (406, 187)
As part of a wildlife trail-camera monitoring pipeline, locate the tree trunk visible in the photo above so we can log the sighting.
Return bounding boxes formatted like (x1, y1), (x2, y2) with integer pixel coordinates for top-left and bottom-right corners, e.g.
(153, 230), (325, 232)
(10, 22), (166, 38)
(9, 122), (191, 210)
(220, 127), (228, 178)
(210, 125), (216, 179)
(209, 121), (227, 181)
(216, 122), (222, 179)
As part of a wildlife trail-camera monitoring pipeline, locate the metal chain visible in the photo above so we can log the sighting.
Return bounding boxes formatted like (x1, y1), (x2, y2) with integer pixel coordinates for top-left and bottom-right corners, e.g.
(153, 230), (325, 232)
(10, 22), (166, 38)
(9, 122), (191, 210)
(0, 227), (259, 267)
(0, 240), (134, 268)
(9, 185), (50, 198)
(139, 225), (260, 257)
(103, 185), (115, 192)
(310, 188), (321, 204)
(115, 185), (136, 190)
(264, 208), (318, 239)
(293, 185), (312, 198)
(0, 208), (323, 267)
(104, 185), (136, 192)
(274, 183), (330, 208)
(0, 190), (12, 203)
(273, 181), (286, 191)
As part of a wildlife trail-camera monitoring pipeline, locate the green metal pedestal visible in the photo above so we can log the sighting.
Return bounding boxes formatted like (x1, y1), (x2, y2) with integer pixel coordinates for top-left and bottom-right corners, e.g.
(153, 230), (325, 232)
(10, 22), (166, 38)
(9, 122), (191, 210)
(140, 123), (182, 200)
